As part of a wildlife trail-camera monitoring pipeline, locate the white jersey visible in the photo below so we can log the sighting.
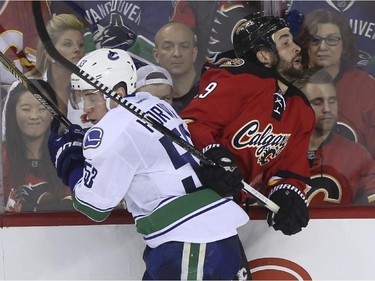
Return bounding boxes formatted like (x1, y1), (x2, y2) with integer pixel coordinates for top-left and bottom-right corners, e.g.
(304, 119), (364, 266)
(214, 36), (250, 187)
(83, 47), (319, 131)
(73, 92), (248, 248)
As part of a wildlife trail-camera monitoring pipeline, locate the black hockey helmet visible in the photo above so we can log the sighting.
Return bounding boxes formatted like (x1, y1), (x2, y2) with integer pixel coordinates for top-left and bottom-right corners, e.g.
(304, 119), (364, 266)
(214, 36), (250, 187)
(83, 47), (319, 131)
(233, 13), (289, 61)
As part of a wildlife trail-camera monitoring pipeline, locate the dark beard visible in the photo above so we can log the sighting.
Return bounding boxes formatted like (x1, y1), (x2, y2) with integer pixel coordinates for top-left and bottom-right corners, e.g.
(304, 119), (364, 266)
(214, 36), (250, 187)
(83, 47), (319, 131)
(277, 59), (304, 82)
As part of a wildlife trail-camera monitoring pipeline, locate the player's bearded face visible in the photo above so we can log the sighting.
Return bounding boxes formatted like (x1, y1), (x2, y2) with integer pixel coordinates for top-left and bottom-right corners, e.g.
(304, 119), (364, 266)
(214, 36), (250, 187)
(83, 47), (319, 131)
(272, 28), (303, 82)
(277, 55), (304, 82)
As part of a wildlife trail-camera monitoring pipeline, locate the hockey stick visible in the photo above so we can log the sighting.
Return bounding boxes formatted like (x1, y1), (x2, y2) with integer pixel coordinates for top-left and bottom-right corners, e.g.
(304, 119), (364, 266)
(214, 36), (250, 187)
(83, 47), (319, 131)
(0, 51), (72, 127)
(31, 1), (279, 214)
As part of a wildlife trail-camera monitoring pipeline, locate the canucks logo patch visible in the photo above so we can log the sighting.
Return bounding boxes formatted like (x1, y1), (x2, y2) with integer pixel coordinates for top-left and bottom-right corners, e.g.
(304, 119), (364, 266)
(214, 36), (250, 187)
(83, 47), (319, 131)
(220, 58), (245, 67)
(107, 50), (120, 60)
(84, 128), (103, 149)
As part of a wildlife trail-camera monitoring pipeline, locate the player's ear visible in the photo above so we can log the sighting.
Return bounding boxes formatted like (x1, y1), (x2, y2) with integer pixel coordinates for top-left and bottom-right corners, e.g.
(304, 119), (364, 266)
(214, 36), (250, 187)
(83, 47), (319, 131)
(116, 86), (127, 97)
(109, 85), (127, 109)
(256, 50), (272, 68)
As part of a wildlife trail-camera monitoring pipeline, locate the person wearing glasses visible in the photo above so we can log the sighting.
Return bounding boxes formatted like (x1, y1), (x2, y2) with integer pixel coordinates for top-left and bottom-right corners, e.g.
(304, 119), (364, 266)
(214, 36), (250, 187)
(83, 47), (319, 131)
(283, 0), (375, 76)
(298, 9), (375, 159)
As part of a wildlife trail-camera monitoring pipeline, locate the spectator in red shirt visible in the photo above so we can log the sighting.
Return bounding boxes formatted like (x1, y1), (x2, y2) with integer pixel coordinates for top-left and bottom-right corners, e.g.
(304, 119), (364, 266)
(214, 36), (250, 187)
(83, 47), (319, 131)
(295, 69), (375, 206)
(298, 9), (375, 159)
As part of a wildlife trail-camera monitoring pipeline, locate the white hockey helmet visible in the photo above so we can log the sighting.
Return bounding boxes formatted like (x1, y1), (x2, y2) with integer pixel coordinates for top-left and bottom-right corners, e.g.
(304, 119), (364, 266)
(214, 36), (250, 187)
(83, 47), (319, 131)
(71, 48), (137, 110)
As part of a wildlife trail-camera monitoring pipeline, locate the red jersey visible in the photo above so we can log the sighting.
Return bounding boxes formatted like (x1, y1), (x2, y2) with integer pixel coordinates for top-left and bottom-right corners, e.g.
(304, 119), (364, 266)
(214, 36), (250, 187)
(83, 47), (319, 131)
(335, 68), (375, 159)
(0, 1), (50, 84)
(307, 132), (375, 207)
(180, 59), (315, 195)
(2, 146), (71, 212)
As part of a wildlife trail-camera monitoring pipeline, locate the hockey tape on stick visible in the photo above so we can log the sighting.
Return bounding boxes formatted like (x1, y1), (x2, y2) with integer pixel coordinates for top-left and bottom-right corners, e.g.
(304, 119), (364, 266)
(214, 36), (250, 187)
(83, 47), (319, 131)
(0, 51), (72, 127)
(31, 1), (279, 214)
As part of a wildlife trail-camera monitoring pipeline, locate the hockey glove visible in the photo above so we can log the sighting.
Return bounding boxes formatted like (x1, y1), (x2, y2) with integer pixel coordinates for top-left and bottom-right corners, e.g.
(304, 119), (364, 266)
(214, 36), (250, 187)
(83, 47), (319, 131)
(48, 123), (85, 186)
(267, 184), (309, 235)
(200, 144), (244, 197)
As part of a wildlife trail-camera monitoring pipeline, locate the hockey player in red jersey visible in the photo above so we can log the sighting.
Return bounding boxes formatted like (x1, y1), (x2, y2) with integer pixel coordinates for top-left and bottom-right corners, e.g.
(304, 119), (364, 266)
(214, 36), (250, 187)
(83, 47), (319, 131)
(180, 14), (315, 236)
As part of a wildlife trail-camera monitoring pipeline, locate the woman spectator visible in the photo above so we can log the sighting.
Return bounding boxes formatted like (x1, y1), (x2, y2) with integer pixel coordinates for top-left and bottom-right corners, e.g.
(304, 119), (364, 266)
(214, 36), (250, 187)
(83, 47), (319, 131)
(27, 13), (88, 127)
(3, 81), (73, 212)
(298, 9), (375, 159)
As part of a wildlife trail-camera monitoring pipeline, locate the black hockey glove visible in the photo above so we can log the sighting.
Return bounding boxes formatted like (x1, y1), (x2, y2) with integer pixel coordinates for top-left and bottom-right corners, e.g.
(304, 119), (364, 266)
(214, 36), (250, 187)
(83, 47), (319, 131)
(200, 144), (244, 197)
(48, 123), (85, 186)
(267, 184), (309, 235)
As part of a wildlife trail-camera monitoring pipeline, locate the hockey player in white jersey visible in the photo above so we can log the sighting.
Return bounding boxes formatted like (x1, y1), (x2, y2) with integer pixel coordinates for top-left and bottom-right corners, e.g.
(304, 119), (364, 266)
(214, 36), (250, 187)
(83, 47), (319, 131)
(48, 48), (250, 280)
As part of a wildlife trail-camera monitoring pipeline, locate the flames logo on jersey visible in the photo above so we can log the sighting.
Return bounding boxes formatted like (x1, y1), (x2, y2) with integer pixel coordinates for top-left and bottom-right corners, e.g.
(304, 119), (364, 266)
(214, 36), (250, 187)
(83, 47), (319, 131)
(232, 120), (290, 165)
(258, 147), (277, 165)
(220, 58), (245, 67)
(305, 173), (342, 205)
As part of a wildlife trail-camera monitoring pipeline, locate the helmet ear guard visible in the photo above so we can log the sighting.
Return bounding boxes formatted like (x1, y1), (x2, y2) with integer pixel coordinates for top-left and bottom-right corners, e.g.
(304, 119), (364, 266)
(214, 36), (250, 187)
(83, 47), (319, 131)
(233, 13), (290, 62)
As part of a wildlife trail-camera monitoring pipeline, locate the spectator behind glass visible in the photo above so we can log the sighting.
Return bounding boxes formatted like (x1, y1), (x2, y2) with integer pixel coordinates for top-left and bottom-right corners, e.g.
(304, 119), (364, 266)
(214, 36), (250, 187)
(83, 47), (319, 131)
(47, 1), (175, 68)
(2, 80), (73, 213)
(298, 9), (375, 159)
(153, 22), (199, 113)
(284, 0), (375, 76)
(27, 13), (88, 127)
(295, 70), (375, 206)
(135, 64), (173, 104)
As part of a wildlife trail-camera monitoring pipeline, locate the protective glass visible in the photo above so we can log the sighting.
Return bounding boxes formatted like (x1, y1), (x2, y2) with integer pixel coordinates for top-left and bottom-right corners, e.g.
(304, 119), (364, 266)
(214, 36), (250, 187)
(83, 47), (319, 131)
(309, 35), (341, 46)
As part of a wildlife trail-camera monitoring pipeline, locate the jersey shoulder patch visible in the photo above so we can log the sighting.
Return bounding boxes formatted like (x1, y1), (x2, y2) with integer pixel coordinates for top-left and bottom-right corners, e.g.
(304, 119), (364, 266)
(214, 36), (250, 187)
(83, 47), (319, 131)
(84, 127), (104, 149)
(219, 58), (245, 67)
(217, 58), (275, 78)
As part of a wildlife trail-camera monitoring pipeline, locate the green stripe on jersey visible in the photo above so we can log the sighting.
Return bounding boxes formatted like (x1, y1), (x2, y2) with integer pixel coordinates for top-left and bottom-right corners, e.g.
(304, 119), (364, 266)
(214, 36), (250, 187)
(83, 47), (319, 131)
(136, 188), (222, 235)
(72, 192), (112, 222)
